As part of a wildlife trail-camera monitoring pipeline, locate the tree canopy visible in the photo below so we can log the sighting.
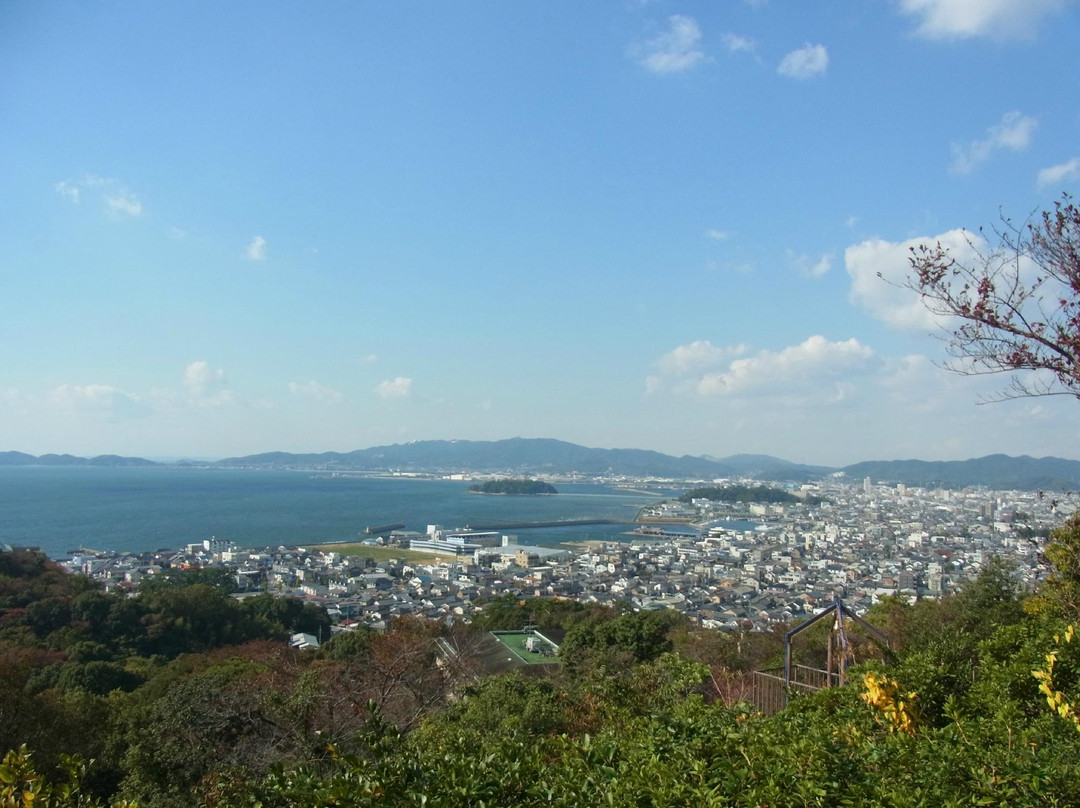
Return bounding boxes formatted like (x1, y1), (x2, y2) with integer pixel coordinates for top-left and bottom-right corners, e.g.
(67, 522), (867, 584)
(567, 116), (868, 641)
(678, 484), (817, 505)
(6, 545), (1080, 807)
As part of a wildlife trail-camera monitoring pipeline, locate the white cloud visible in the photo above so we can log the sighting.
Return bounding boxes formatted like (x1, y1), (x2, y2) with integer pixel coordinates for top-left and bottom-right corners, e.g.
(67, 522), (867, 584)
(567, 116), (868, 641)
(879, 354), (936, 393)
(49, 384), (149, 418)
(845, 228), (986, 331)
(54, 181), (80, 202)
(105, 192), (142, 217)
(898, 0), (1066, 40)
(288, 380), (343, 403)
(704, 228), (731, 241)
(358, 353), (379, 364)
(1038, 157), (1080, 187)
(54, 175), (143, 216)
(790, 251), (833, 278)
(696, 336), (877, 397)
(644, 375), (663, 395)
(658, 340), (749, 375)
(183, 361), (235, 406)
(184, 361), (226, 396)
(633, 15), (706, 75)
(722, 33), (756, 54)
(375, 376), (413, 399)
(245, 235), (267, 261)
(950, 111), (1037, 174)
(168, 226), (188, 240)
(777, 43), (828, 79)
(844, 215), (859, 229)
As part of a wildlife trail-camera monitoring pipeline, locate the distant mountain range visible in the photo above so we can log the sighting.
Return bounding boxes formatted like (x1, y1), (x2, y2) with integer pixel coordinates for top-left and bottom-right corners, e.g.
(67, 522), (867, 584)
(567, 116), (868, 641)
(4, 439), (1080, 490)
(0, 451), (156, 467)
(215, 438), (736, 479)
(843, 455), (1080, 493)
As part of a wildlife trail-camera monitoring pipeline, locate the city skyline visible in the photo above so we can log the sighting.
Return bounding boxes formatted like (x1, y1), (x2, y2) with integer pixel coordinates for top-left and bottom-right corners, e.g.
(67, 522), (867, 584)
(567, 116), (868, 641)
(2, 0), (1079, 466)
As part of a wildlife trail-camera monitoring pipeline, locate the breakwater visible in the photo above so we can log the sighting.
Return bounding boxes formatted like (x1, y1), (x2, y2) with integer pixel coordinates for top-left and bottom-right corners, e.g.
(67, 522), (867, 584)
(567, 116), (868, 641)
(463, 518), (634, 531)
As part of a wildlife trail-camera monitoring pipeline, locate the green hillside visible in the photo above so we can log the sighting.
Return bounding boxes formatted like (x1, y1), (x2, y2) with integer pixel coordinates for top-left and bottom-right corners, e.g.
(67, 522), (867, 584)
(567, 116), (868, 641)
(4, 521), (1080, 807)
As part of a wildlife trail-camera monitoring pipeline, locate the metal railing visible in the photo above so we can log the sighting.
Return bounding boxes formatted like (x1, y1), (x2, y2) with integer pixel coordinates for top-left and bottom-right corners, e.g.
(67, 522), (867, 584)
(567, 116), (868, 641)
(751, 665), (838, 715)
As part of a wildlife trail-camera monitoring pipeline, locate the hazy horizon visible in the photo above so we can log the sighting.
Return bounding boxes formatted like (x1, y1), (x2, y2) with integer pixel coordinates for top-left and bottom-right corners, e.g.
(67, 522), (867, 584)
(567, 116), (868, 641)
(4, 437), (1080, 469)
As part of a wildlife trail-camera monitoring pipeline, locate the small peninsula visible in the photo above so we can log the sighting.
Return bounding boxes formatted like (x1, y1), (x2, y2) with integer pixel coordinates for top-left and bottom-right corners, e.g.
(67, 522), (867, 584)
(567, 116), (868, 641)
(468, 478), (557, 495)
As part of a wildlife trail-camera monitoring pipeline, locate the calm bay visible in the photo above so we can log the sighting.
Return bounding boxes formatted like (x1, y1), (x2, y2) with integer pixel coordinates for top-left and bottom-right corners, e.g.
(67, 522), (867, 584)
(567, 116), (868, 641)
(0, 467), (692, 559)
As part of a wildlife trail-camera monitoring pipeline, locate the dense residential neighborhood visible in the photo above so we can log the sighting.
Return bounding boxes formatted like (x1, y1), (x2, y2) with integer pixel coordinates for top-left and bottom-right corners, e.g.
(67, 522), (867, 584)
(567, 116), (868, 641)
(57, 477), (1060, 639)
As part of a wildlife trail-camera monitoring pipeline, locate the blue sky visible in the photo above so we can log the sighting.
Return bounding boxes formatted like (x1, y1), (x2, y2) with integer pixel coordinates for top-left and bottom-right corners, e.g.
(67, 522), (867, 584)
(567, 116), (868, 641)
(2, 0), (1079, 465)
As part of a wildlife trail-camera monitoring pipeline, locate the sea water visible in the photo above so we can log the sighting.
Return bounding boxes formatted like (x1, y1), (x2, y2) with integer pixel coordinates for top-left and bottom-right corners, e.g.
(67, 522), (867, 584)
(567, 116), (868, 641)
(0, 466), (727, 558)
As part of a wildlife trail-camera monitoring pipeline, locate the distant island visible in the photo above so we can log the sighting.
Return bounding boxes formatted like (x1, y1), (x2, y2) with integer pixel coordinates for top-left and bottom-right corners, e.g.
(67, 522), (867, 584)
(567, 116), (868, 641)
(468, 479), (557, 496)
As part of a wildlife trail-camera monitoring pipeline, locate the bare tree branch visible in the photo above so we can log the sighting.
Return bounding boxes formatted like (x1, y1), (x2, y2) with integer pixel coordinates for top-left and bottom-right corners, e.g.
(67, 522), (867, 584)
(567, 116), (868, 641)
(902, 195), (1080, 401)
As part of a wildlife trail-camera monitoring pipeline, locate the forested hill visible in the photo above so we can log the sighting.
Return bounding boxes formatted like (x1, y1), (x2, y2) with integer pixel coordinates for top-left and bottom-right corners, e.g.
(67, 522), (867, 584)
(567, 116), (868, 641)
(0, 451), (157, 467)
(215, 437), (744, 478)
(841, 454), (1080, 491)
(217, 442), (1080, 489)
(4, 443), (1080, 488)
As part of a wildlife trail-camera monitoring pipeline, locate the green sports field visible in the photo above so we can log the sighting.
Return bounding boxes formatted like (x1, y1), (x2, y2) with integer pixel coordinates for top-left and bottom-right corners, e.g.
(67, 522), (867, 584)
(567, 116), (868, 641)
(491, 631), (561, 665)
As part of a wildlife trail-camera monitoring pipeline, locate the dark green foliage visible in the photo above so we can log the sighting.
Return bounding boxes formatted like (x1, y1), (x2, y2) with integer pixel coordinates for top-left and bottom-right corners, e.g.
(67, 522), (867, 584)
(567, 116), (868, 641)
(316, 627), (373, 662)
(25, 597), (73, 638)
(423, 673), (570, 741)
(470, 595), (597, 632)
(139, 584), (275, 654)
(6, 542), (1080, 808)
(559, 609), (686, 671)
(468, 478), (557, 495)
(866, 557), (1026, 659)
(678, 484), (818, 505)
(0, 549), (96, 611)
(1028, 511), (1080, 620)
(239, 593), (332, 637)
(138, 565), (239, 593)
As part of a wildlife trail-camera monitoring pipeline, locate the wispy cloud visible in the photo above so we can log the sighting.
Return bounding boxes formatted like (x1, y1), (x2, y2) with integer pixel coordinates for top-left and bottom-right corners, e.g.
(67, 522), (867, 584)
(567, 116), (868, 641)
(1038, 158), (1080, 188)
(49, 384), (150, 419)
(898, 0), (1066, 40)
(375, 376), (413, 399)
(245, 235), (267, 261)
(54, 181), (80, 202)
(950, 111), (1037, 174)
(789, 251), (833, 278)
(288, 380), (343, 403)
(722, 33), (756, 54)
(106, 192), (142, 217)
(54, 175), (142, 216)
(632, 15), (706, 75)
(704, 228), (732, 241)
(777, 43), (828, 79)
